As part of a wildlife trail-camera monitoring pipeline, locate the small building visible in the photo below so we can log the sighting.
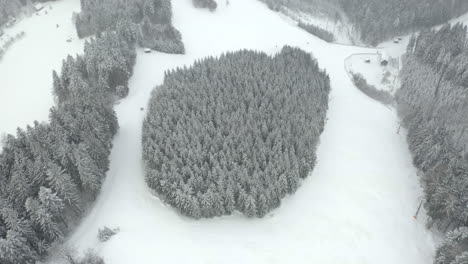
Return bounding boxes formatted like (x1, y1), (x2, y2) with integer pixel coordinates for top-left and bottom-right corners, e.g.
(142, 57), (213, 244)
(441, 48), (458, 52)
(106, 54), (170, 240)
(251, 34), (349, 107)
(377, 50), (389, 66)
(393, 39), (399, 44)
(144, 48), (151, 53)
(34, 3), (44, 12)
(365, 58), (371, 63)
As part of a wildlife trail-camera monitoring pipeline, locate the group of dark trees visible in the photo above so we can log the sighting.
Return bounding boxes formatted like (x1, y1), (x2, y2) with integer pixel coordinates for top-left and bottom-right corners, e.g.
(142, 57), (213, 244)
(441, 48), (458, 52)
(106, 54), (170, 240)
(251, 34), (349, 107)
(339, 0), (468, 45)
(298, 22), (335, 43)
(0, 0), (22, 26)
(261, 0), (468, 46)
(75, 0), (184, 54)
(192, 0), (217, 11)
(262, 0), (341, 20)
(396, 23), (468, 264)
(143, 47), (330, 218)
(0, 6), (143, 264)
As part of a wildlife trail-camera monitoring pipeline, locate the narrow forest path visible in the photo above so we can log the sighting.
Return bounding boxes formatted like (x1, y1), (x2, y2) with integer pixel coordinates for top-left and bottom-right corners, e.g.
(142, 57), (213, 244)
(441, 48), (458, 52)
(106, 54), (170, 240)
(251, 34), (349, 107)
(64, 0), (435, 263)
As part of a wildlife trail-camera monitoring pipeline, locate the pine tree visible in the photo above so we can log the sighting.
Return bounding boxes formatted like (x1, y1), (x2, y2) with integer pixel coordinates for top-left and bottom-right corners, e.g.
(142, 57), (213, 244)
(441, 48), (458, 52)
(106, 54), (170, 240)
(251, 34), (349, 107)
(76, 144), (103, 196)
(0, 231), (37, 264)
(46, 162), (80, 210)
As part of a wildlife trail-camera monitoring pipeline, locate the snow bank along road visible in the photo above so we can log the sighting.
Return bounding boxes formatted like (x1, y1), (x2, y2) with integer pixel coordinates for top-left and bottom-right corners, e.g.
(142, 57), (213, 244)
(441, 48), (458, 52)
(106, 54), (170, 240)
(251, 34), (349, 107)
(0, 0), (83, 138)
(59, 0), (437, 263)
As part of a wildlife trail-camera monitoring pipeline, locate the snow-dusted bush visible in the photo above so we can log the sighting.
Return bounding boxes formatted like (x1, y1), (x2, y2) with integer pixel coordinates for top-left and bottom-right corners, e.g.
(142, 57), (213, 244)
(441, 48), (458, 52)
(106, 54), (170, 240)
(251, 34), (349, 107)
(143, 46), (330, 218)
(192, 0), (217, 11)
(298, 22), (335, 43)
(350, 73), (393, 105)
(116, 85), (129, 98)
(97, 227), (119, 242)
(65, 249), (105, 264)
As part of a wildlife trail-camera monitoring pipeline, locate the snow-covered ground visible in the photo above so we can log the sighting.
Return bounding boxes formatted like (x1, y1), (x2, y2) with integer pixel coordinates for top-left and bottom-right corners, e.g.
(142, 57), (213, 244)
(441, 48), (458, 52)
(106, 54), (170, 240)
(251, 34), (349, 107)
(45, 0), (436, 263)
(345, 53), (400, 94)
(0, 0), (83, 139)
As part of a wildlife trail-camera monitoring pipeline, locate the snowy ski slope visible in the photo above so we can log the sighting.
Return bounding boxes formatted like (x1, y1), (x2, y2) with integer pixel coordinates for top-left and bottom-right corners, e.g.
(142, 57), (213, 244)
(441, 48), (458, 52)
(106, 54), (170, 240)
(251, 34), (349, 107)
(0, 0), (83, 139)
(55, 0), (436, 263)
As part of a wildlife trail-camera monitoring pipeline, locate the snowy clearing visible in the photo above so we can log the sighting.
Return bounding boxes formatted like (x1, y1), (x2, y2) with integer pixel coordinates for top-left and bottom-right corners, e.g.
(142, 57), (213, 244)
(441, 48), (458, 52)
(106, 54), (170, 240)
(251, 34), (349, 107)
(49, 0), (436, 263)
(0, 0), (83, 139)
(345, 53), (400, 95)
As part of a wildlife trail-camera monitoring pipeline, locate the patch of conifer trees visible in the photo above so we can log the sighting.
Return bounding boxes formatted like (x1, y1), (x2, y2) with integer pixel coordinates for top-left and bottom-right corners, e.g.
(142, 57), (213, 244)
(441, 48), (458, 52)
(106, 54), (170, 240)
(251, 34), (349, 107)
(396, 23), (468, 264)
(143, 47), (330, 218)
(261, 0), (468, 46)
(0, 13), (139, 264)
(75, 0), (184, 54)
(339, 0), (468, 45)
(298, 22), (335, 43)
(192, 0), (217, 11)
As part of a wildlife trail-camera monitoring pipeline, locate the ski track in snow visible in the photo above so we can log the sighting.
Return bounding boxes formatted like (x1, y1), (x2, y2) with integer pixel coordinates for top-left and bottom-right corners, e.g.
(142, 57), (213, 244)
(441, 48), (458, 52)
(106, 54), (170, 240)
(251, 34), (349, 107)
(60, 1), (436, 263)
(0, 0), (84, 139)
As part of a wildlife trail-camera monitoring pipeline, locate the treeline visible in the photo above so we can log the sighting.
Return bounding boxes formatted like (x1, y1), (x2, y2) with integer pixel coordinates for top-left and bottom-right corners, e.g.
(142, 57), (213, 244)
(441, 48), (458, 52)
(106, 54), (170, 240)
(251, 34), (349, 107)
(192, 0), (217, 11)
(0, 14), (138, 264)
(75, 0), (184, 54)
(339, 0), (468, 45)
(143, 47), (330, 218)
(261, 0), (341, 19)
(0, 31), (25, 61)
(298, 22), (335, 42)
(260, 0), (468, 46)
(396, 23), (468, 264)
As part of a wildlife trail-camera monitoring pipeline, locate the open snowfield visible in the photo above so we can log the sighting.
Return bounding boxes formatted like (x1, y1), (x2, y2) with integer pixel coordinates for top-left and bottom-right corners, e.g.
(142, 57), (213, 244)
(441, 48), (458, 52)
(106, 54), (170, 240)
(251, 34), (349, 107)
(36, 0), (437, 263)
(0, 0), (83, 139)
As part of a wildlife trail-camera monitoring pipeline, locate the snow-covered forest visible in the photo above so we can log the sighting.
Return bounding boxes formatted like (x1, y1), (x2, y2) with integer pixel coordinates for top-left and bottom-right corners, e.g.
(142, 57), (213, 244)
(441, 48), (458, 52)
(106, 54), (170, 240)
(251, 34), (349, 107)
(1, 0), (468, 263)
(263, 0), (468, 45)
(397, 23), (468, 264)
(75, 0), (184, 54)
(0, 27), (137, 264)
(0, 0), (184, 262)
(143, 47), (329, 218)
